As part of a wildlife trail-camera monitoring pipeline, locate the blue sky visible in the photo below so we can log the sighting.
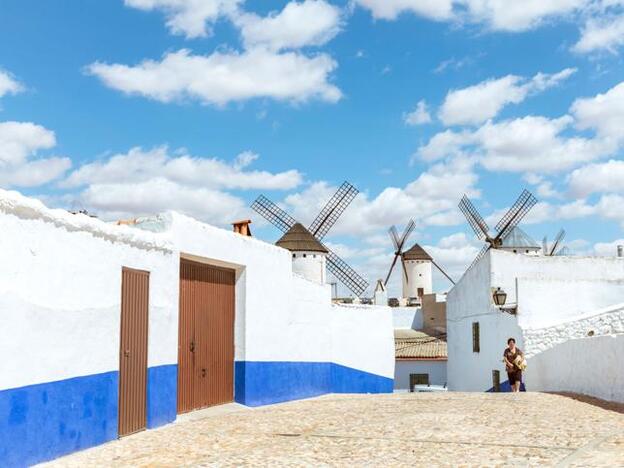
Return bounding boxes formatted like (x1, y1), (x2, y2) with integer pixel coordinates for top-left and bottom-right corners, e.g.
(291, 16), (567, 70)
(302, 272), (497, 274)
(1, 0), (624, 295)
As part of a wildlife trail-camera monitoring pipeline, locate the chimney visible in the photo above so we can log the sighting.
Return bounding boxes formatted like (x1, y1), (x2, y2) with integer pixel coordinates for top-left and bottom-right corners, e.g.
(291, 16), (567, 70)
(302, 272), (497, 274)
(232, 219), (252, 236)
(618, 245), (623, 258)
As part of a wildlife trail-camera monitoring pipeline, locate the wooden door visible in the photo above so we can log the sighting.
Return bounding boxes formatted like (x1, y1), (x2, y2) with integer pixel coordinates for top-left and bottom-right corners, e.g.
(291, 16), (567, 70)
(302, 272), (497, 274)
(178, 259), (235, 414)
(118, 267), (150, 437)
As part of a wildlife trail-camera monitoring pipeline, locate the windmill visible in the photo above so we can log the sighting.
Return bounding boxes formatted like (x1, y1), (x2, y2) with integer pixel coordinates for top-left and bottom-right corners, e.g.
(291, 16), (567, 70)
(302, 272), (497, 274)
(542, 229), (568, 256)
(251, 181), (369, 296)
(459, 189), (538, 270)
(384, 220), (455, 287)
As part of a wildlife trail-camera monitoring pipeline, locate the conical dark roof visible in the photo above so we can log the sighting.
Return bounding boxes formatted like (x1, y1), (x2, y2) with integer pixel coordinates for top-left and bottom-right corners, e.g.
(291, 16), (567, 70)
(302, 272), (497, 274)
(402, 243), (432, 261)
(276, 223), (328, 253)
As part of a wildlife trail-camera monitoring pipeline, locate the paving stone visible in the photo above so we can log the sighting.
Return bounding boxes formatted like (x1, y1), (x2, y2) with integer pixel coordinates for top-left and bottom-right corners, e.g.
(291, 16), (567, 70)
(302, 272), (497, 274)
(40, 393), (624, 467)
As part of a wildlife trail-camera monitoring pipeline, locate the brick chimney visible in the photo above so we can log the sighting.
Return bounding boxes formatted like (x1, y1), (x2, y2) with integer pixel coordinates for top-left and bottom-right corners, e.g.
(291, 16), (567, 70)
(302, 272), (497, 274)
(232, 219), (252, 236)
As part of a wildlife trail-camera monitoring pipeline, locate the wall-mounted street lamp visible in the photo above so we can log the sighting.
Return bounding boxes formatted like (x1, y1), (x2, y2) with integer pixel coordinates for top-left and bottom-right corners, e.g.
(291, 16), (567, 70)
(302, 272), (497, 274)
(492, 286), (517, 314)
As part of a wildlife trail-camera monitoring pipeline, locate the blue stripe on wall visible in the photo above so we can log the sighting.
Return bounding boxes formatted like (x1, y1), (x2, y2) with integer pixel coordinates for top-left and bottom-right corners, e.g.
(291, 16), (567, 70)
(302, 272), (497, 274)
(235, 361), (393, 407)
(147, 364), (177, 429)
(0, 372), (118, 468)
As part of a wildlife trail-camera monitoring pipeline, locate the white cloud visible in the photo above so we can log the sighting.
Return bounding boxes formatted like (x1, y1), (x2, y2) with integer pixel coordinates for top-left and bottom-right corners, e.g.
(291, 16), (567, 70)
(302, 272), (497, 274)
(438, 68), (576, 126)
(592, 238), (624, 256)
(461, 0), (587, 32)
(0, 70), (23, 99)
(87, 48), (341, 106)
(63, 146), (303, 190)
(403, 100), (432, 126)
(281, 158), (479, 236)
(124, 0), (242, 38)
(353, 0), (454, 21)
(236, 0), (342, 51)
(0, 121), (71, 187)
(574, 13), (624, 54)
(571, 80), (624, 141)
(355, 0), (588, 31)
(568, 159), (624, 196)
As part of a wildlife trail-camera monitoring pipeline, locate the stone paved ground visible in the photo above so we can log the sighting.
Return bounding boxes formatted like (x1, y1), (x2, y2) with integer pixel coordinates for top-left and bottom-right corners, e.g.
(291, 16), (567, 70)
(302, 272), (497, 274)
(42, 393), (624, 467)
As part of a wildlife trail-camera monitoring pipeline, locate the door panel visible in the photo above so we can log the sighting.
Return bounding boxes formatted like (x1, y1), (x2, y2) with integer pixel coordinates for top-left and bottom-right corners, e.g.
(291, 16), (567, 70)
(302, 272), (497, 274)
(118, 267), (150, 437)
(178, 259), (235, 413)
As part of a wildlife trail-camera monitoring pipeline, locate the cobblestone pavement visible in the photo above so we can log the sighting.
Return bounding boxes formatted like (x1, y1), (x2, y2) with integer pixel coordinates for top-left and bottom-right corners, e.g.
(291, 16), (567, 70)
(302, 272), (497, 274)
(42, 392), (624, 467)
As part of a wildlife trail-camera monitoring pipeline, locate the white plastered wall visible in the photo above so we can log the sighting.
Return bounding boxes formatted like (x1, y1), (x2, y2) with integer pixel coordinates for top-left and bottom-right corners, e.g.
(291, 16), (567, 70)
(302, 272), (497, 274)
(291, 251), (326, 285)
(0, 190), (178, 391)
(402, 260), (432, 298)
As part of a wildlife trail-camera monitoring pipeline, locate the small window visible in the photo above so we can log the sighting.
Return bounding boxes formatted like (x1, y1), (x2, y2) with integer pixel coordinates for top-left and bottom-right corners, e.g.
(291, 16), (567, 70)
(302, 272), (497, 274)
(303, 253), (307, 258)
(513, 249), (517, 253)
(525, 250), (529, 253)
(472, 322), (480, 353)
(292, 253), (296, 258)
(313, 254), (316, 258)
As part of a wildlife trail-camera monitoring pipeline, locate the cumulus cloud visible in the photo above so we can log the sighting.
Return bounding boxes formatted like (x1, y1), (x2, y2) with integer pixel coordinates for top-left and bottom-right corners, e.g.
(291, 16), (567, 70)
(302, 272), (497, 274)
(63, 146), (303, 190)
(124, 0), (242, 38)
(568, 159), (624, 196)
(355, 0), (588, 31)
(236, 0), (343, 51)
(573, 12), (624, 54)
(571, 80), (624, 141)
(87, 48), (341, 106)
(60, 146), (303, 224)
(352, 0), (454, 21)
(438, 68), (576, 126)
(0, 70), (23, 99)
(403, 100), (432, 126)
(0, 121), (71, 187)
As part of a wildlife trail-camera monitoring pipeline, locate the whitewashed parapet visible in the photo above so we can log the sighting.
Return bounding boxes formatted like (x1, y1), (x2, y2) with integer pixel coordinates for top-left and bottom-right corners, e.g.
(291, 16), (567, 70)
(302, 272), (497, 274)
(523, 304), (624, 358)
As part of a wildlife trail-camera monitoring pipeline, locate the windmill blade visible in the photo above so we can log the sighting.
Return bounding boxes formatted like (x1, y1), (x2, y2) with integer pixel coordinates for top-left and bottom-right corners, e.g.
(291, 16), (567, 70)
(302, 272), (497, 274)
(389, 226), (400, 252)
(494, 189), (537, 241)
(549, 228), (566, 256)
(468, 244), (490, 271)
(251, 195), (297, 233)
(556, 246), (569, 256)
(325, 248), (369, 297)
(459, 195), (490, 240)
(431, 259), (455, 285)
(399, 219), (416, 251)
(542, 236), (548, 256)
(384, 253), (400, 286)
(308, 181), (359, 240)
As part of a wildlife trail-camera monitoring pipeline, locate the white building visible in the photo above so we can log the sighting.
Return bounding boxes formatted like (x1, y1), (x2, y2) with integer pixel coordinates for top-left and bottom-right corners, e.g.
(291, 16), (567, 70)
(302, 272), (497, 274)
(499, 226), (541, 255)
(0, 190), (395, 467)
(401, 243), (433, 300)
(275, 222), (328, 284)
(394, 329), (447, 390)
(447, 249), (624, 402)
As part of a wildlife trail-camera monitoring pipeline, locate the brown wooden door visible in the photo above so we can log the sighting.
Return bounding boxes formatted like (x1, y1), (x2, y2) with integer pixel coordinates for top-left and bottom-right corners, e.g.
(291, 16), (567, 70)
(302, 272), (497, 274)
(178, 259), (235, 414)
(118, 267), (150, 437)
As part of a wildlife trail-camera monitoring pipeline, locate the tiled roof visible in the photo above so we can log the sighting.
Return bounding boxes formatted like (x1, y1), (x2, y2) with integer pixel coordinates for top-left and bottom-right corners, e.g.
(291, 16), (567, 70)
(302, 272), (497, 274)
(275, 223), (328, 253)
(394, 329), (447, 359)
(402, 243), (432, 261)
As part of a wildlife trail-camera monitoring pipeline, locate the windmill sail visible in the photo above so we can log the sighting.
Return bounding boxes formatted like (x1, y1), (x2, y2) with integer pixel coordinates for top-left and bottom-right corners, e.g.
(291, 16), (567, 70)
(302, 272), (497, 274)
(308, 181), (359, 240)
(251, 195), (297, 233)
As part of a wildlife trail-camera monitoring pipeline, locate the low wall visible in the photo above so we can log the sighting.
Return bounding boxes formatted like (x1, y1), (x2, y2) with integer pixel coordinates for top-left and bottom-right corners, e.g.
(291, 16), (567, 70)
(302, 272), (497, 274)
(394, 361), (447, 390)
(526, 335), (624, 403)
(392, 307), (423, 329)
(0, 190), (178, 468)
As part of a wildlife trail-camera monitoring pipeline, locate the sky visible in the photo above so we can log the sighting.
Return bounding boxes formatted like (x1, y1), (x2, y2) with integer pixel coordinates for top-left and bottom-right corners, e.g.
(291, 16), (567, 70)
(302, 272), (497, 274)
(1, 0), (624, 296)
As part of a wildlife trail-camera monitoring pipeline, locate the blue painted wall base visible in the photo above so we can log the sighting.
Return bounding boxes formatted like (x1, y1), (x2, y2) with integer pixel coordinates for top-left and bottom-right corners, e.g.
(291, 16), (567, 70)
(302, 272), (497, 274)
(235, 361), (393, 407)
(0, 372), (119, 468)
(147, 365), (177, 429)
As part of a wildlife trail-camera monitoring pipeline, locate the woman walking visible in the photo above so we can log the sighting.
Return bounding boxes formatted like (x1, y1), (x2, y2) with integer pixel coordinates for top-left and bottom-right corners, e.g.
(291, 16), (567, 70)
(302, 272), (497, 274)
(503, 338), (525, 392)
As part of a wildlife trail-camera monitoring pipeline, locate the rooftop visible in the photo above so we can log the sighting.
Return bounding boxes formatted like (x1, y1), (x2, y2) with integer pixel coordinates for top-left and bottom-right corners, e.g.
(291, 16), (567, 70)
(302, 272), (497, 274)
(402, 243), (432, 261)
(394, 329), (447, 360)
(275, 223), (328, 253)
(501, 226), (540, 250)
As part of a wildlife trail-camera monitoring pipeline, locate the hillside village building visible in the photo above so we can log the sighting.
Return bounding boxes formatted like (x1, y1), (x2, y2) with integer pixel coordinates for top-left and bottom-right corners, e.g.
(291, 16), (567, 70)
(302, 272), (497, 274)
(0, 190), (394, 467)
(447, 249), (624, 402)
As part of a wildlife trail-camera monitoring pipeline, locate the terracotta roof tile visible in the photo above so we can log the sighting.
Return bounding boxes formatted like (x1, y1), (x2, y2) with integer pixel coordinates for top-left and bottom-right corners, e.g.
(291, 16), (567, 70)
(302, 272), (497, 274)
(394, 329), (447, 359)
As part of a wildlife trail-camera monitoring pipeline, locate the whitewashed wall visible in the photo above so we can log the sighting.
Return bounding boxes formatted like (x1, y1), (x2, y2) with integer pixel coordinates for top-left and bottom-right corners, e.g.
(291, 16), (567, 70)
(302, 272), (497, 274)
(448, 249), (624, 395)
(392, 307), (423, 329)
(403, 260), (432, 298)
(0, 191), (177, 392)
(527, 335), (624, 403)
(394, 361), (447, 390)
(446, 251), (524, 391)
(292, 251), (326, 285)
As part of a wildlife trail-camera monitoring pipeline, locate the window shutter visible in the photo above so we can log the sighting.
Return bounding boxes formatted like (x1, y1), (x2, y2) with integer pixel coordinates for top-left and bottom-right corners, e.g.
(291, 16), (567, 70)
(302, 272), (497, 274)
(472, 322), (480, 353)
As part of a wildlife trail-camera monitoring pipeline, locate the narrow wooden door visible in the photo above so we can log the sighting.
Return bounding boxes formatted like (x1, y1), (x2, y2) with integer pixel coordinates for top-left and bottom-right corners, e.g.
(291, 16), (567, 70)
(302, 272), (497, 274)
(118, 267), (150, 437)
(178, 259), (235, 414)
